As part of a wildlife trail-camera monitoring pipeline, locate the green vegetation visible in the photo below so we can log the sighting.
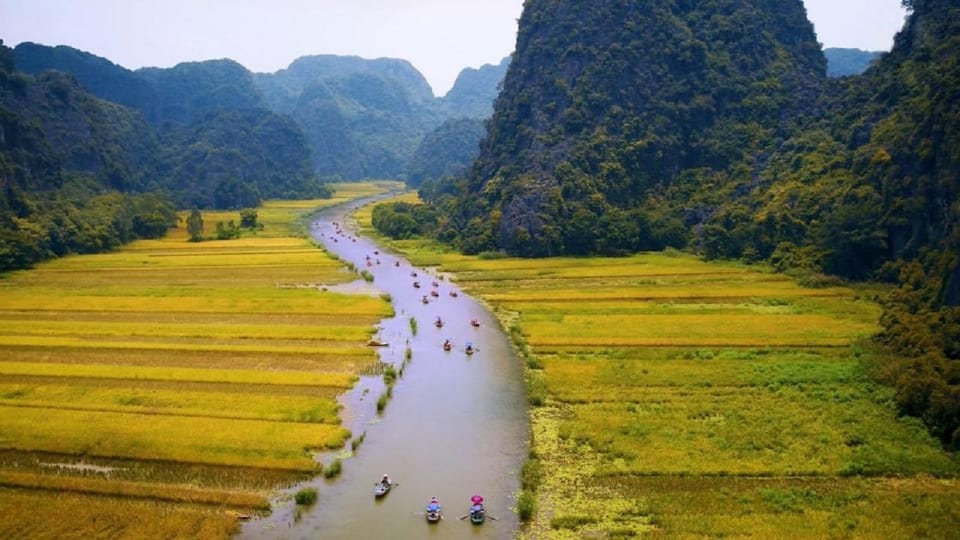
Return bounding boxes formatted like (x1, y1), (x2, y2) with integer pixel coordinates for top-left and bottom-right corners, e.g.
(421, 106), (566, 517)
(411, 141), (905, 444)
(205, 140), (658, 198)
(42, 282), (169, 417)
(0, 187), (393, 537)
(294, 487), (318, 506)
(406, 118), (485, 187)
(323, 459), (343, 479)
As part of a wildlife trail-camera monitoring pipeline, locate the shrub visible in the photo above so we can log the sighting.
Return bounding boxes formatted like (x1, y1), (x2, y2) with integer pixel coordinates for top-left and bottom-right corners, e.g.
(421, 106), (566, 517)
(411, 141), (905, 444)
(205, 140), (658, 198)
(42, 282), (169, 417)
(294, 487), (318, 506)
(324, 459), (342, 479)
(516, 489), (535, 521)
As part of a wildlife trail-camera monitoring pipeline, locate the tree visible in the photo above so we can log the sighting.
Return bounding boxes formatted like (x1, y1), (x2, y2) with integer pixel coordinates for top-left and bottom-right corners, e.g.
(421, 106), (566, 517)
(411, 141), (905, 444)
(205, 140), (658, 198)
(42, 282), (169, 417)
(239, 209), (258, 229)
(186, 209), (204, 242)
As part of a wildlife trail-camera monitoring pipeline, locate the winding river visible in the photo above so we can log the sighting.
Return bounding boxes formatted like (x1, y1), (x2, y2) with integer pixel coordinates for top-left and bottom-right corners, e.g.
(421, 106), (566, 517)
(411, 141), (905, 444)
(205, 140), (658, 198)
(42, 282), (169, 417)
(240, 194), (529, 539)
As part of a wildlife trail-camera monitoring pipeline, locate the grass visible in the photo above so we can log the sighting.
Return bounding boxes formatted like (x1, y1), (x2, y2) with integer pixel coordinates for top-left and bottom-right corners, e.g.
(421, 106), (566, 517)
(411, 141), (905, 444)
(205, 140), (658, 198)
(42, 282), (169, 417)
(0, 184), (395, 538)
(354, 194), (960, 539)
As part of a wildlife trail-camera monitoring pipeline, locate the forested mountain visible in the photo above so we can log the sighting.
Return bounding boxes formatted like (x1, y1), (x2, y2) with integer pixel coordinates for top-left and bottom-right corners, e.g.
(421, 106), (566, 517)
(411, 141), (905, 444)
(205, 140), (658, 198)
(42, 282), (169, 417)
(0, 39), (328, 271)
(254, 55), (506, 180)
(418, 0), (959, 447)
(14, 43), (508, 182)
(437, 0), (825, 256)
(14, 44), (266, 127)
(406, 118), (486, 187)
(136, 59), (266, 126)
(439, 56), (510, 119)
(824, 47), (883, 77)
(13, 42), (158, 115)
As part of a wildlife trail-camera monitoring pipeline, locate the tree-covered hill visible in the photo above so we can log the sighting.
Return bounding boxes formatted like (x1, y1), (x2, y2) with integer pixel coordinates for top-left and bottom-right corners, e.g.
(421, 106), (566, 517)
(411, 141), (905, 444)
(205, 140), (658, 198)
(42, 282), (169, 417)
(438, 0), (825, 256)
(13, 42), (158, 117)
(824, 47), (883, 77)
(407, 117), (486, 187)
(135, 59), (266, 126)
(439, 56), (510, 119)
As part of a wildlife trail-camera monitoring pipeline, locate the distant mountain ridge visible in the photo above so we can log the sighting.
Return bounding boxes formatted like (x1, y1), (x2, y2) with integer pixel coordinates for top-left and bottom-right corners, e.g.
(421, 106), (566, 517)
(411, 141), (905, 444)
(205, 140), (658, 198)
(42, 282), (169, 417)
(824, 47), (883, 77)
(13, 42), (507, 181)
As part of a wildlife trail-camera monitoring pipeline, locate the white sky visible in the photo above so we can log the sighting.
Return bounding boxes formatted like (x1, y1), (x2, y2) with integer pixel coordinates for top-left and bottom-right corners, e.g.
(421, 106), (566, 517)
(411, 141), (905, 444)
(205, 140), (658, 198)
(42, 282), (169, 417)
(0, 0), (907, 97)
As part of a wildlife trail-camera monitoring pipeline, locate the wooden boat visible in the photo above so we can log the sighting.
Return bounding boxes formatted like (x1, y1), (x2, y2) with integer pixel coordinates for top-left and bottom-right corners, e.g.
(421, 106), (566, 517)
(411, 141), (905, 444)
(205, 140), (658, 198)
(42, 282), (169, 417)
(413, 281), (421, 288)
(374, 481), (391, 497)
(469, 505), (485, 524)
(443, 341), (452, 351)
(471, 319), (480, 327)
(430, 290), (439, 297)
(435, 318), (443, 328)
(366, 339), (389, 347)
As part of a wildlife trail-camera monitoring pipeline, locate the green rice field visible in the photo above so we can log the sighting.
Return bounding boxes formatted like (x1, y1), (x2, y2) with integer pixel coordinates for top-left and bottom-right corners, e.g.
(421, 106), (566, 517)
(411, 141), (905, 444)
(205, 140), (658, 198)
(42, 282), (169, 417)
(0, 183), (395, 538)
(359, 196), (960, 538)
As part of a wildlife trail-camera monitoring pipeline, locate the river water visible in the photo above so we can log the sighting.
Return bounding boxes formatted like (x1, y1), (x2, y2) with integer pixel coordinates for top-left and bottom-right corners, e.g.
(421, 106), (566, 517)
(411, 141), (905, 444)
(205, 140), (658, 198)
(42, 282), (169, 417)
(240, 195), (529, 539)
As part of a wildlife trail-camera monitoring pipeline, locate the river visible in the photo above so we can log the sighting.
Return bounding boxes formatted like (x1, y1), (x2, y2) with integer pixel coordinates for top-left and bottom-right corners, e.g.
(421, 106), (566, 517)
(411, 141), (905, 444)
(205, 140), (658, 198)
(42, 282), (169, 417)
(240, 194), (529, 539)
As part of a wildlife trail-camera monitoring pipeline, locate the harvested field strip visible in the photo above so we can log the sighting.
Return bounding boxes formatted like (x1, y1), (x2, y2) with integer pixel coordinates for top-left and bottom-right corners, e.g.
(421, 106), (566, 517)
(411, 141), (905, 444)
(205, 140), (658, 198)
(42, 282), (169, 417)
(0, 375), (344, 398)
(0, 362), (356, 388)
(0, 471), (269, 511)
(0, 349), (378, 374)
(0, 294), (386, 314)
(0, 405), (346, 470)
(529, 338), (852, 349)
(0, 336), (371, 356)
(0, 310), (378, 326)
(0, 487), (241, 540)
(0, 320), (375, 342)
(480, 288), (849, 302)
(0, 382), (341, 424)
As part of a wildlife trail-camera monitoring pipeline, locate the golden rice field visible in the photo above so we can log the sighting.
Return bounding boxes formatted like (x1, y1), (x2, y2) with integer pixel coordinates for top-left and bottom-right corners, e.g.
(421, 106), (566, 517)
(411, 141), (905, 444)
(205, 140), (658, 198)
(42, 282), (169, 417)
(0, 183), (395, 538)
(357, 197), (960, 539)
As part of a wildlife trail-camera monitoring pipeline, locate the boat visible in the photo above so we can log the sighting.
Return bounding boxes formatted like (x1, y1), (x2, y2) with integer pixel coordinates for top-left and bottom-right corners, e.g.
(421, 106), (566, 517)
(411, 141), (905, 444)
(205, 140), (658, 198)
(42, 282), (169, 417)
(449, 291), (458, 298)
(471, 319), (480, 327)
(421, 296), (430, 304)
(425, 499), (442, 523)
(413, 281), (421, 288)
(435, 317), (443, 328)
(465, 342), (475, 355)
(430, 290), (439, 297)
(443, 340), (452, 351)
(469, 504), (485, 524)
(374, 481), (391, 497)
(366, 339), (389, 347)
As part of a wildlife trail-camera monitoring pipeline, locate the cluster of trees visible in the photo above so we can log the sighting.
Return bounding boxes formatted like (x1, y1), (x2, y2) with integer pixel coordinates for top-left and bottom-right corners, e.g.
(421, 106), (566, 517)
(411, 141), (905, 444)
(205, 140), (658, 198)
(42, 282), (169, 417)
(418, 0), (958, 447)
(371, 202), (438, 240)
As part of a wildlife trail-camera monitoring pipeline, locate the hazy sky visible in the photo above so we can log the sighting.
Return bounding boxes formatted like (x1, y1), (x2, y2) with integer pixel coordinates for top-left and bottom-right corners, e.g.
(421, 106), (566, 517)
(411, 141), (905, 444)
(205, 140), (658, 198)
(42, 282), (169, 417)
(0, 0), (907, 96)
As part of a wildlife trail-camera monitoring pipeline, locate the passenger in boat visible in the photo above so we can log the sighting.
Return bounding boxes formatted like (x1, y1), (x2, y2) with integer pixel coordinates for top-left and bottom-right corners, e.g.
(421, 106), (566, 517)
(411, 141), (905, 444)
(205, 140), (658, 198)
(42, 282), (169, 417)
(471, 494), (484, 505)
(380, 474), (391, 488)
(427, 497), (441, 512)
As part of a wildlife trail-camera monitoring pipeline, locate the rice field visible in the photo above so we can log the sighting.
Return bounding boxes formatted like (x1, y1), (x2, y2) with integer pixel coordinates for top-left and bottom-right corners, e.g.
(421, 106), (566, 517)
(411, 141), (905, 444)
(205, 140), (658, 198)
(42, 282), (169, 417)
(0, 183), (394, 538)
(356, 196), (960, 538)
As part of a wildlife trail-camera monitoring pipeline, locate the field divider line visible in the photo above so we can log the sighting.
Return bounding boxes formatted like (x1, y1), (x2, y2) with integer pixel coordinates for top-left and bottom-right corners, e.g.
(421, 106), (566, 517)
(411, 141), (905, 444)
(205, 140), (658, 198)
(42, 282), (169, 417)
(484, 293), (850, 303)
(0, 363), (356, 389)
(0, 471), (269, 510)
(0, 402), (339, 426)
